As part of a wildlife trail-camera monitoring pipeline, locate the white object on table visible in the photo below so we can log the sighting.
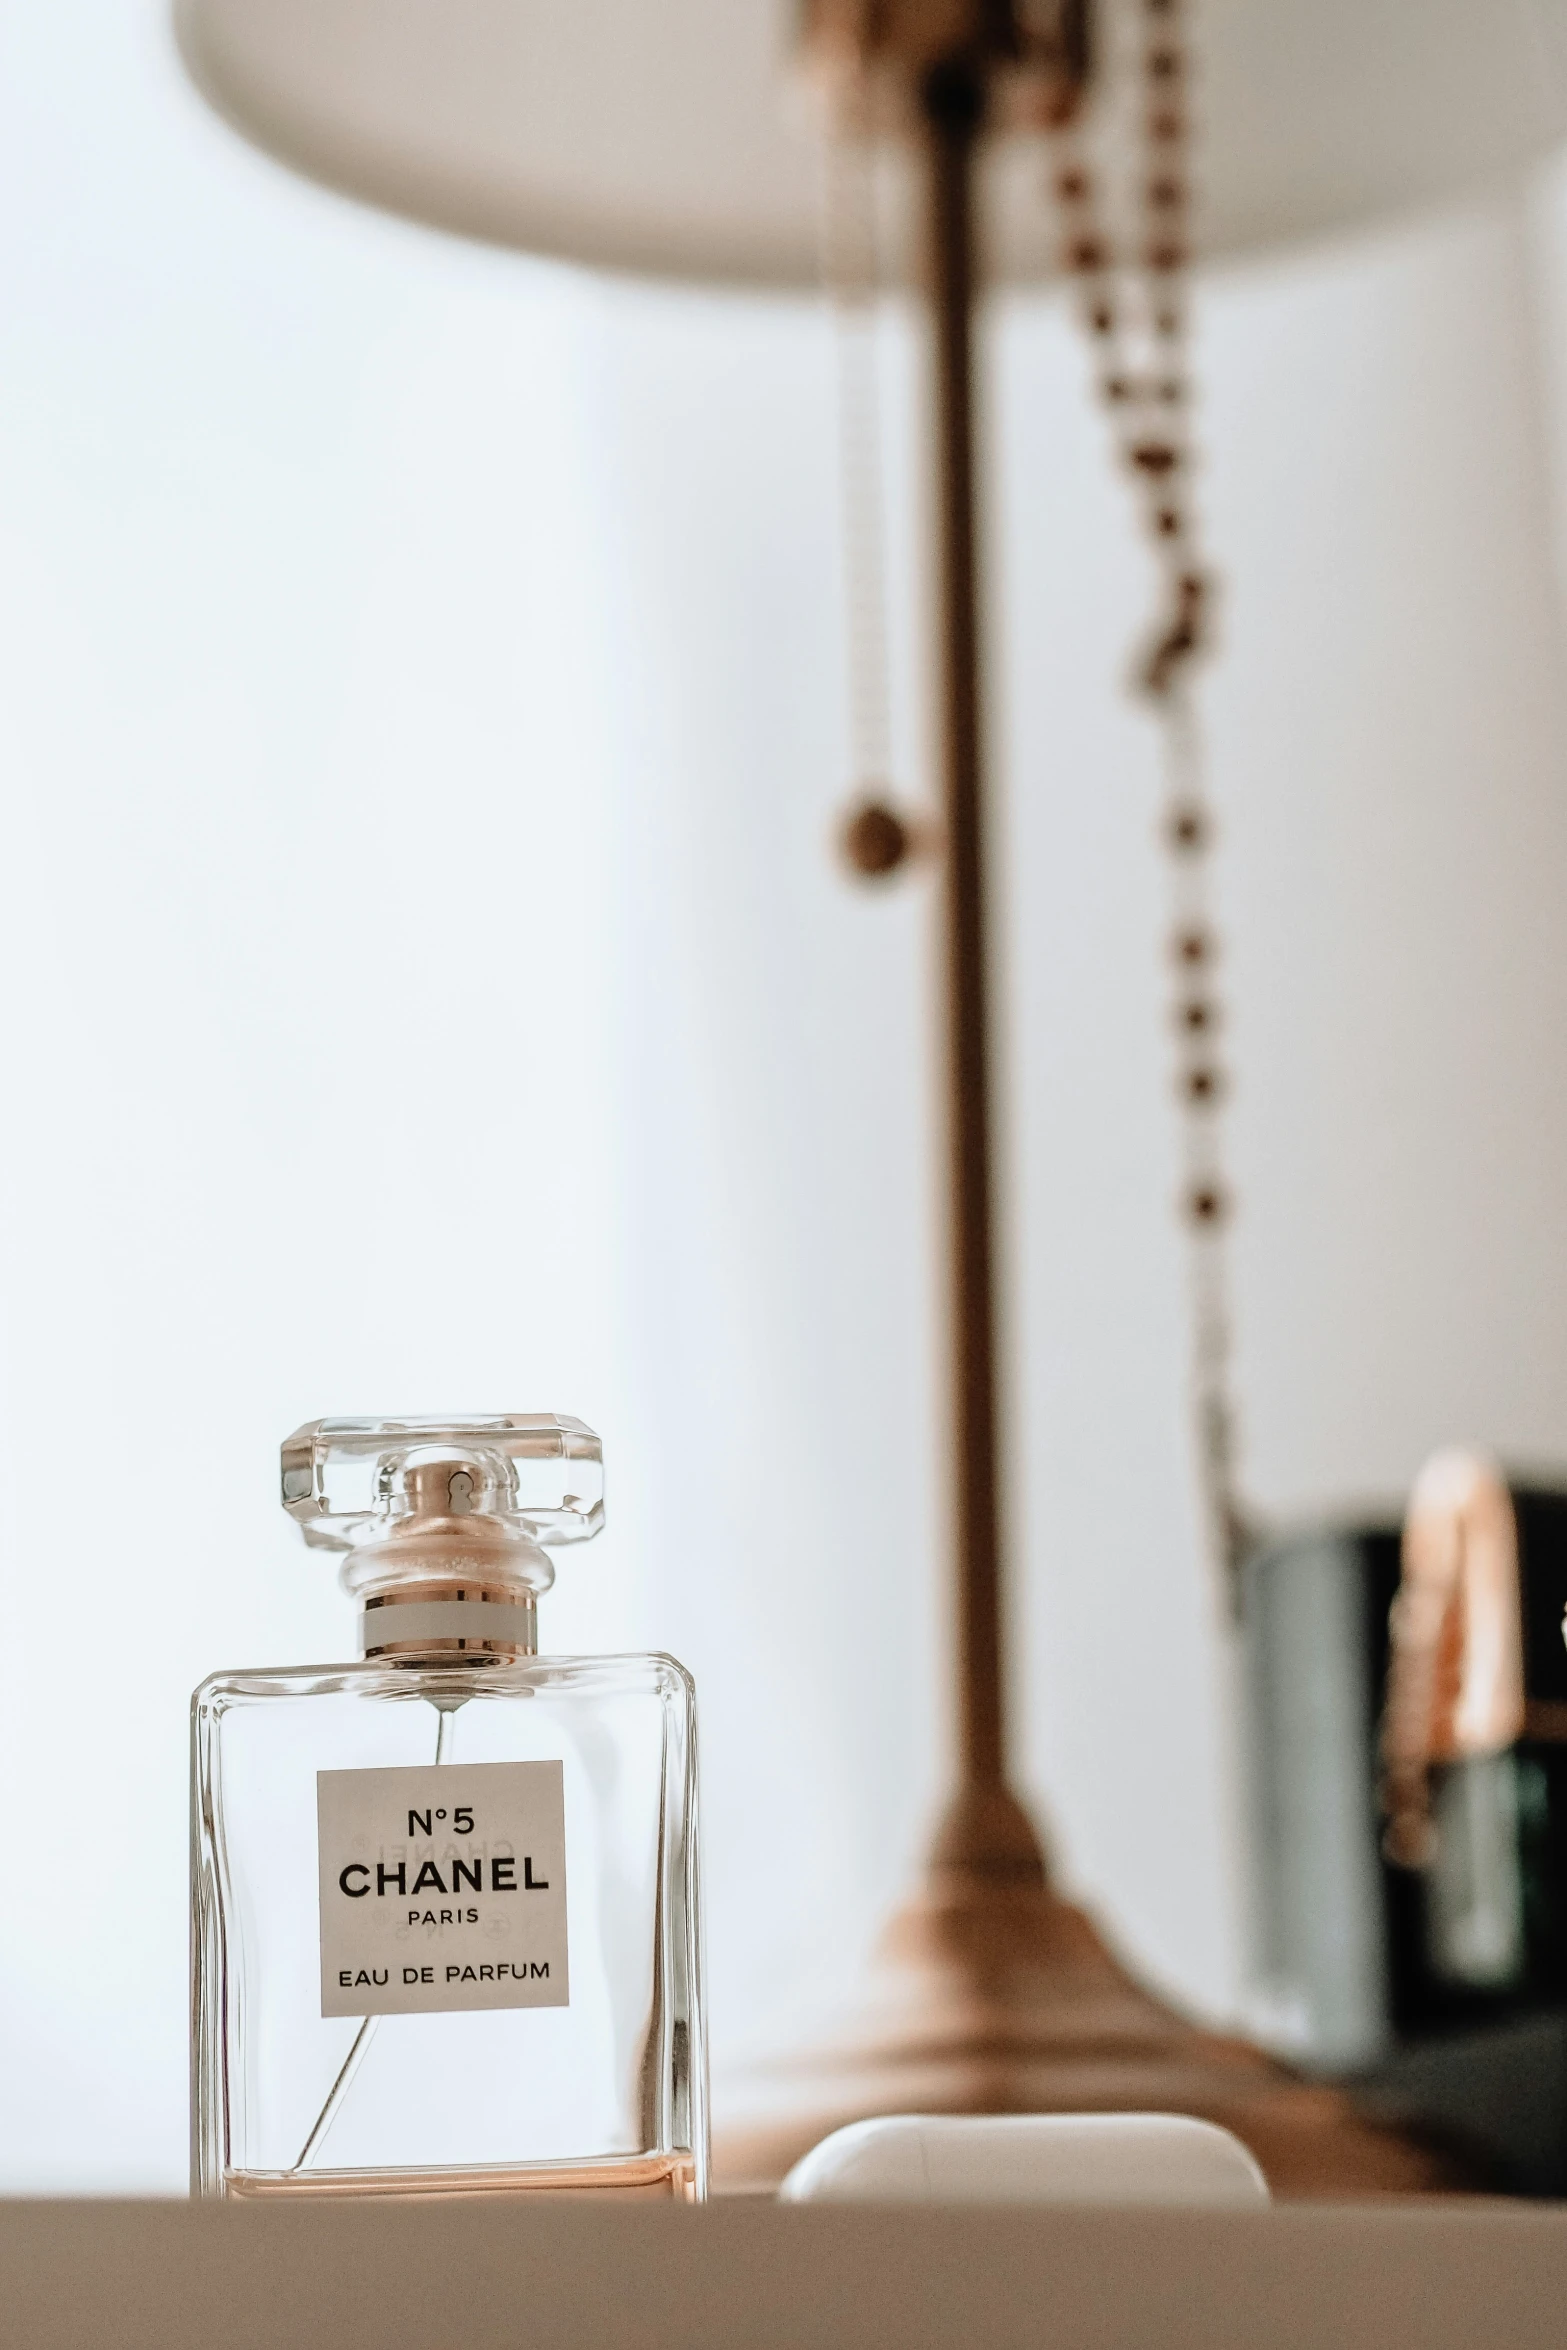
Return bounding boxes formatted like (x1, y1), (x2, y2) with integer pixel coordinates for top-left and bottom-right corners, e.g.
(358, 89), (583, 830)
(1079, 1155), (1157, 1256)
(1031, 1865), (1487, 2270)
(779, 2113), (1271, 2208)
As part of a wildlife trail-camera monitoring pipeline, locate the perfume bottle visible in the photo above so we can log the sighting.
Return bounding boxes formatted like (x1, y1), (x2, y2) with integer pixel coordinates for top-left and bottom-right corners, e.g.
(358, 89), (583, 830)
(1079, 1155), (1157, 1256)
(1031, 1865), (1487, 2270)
(192, 1415), (705, 2202)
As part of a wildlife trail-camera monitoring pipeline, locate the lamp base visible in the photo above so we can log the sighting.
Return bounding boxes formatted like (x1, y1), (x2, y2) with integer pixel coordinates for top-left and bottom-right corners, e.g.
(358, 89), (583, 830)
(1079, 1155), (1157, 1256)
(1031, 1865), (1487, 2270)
(713, 1790), (1461, 2196)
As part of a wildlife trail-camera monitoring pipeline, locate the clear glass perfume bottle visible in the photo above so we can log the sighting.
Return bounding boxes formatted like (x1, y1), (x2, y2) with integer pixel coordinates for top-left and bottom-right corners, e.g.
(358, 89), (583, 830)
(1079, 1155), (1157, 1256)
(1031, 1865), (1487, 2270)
(192, 1415), (705, 2202)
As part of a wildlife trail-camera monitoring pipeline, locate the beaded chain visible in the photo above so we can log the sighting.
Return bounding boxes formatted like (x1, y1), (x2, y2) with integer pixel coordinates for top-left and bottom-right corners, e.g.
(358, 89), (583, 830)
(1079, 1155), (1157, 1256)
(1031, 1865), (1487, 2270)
(819, 0), (1255, 1603)
(820, 112), (919, 881)
(1044, 0), (1256, 1604)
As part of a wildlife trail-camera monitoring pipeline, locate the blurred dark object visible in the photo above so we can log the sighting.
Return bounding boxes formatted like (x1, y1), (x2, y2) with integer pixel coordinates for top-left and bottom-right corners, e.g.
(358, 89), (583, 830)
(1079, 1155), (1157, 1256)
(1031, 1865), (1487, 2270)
(1243, 1472), (1567, 2192)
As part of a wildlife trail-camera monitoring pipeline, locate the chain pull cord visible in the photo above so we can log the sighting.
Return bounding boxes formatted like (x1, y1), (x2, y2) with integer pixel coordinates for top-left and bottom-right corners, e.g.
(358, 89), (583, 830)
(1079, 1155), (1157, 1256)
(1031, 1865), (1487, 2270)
(1046, 0), (1256, 1613)
(1162, 690), (1257, 1609)
(820, 92), (924, 880)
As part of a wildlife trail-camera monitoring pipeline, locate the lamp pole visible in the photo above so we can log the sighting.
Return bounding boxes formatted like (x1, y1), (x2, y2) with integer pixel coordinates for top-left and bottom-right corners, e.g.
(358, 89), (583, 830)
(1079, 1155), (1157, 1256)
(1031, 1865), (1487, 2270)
(929, 54), (1006, 1803)
(922, 49), (1049, 1895)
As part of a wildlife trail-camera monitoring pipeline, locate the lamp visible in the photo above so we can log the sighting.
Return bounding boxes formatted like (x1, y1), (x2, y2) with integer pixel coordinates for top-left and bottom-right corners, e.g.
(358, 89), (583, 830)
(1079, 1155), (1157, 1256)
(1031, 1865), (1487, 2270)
(174, 0), (1567, 2193)
(179, 0), (1565, 284)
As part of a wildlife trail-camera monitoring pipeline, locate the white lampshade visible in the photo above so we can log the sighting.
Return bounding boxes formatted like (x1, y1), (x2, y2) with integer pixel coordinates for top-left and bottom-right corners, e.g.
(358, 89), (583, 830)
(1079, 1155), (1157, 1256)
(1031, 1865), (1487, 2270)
(176, 0), (1567, 286)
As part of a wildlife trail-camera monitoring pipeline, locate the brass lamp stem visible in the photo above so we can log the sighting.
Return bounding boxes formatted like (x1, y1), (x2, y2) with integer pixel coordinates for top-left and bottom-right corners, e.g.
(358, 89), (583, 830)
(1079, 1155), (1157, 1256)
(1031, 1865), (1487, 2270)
(927, 57), (1005, 1796)
(924, 55), (1046, 1883)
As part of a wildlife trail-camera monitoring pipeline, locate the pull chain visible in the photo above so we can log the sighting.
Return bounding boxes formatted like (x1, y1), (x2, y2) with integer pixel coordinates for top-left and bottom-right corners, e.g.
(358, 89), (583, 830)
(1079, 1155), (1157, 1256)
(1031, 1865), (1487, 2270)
(1048, 0), (1255, 1608)
(821, 101), (922, 879)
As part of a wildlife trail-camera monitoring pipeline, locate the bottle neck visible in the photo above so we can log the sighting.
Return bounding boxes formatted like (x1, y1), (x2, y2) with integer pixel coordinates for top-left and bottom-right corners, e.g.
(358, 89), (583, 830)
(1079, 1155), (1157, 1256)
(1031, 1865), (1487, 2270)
(359, 1578), (538, 1662)
(343, 1510), (552, 1663)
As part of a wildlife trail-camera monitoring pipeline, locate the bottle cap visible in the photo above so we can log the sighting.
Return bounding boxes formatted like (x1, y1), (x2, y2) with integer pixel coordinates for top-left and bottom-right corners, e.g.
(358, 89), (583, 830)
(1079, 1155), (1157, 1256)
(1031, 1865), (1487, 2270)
(279, 1415), (604, 1554)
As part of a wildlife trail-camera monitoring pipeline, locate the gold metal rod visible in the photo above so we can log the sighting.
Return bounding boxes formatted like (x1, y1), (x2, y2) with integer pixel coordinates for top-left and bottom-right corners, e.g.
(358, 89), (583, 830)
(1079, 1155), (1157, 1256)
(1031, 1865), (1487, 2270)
(923, 59), (1006, 1798)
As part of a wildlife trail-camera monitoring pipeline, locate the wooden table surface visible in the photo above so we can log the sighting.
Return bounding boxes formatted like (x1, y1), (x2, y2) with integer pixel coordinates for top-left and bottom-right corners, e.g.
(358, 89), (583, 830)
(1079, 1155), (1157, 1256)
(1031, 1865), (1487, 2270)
(2, 2196), (1565, 2348)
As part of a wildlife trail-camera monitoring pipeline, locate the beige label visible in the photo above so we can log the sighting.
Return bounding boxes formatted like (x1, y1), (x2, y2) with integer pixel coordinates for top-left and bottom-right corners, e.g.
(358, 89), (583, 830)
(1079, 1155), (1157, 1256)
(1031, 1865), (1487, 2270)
(316, 1759), (569, 2018)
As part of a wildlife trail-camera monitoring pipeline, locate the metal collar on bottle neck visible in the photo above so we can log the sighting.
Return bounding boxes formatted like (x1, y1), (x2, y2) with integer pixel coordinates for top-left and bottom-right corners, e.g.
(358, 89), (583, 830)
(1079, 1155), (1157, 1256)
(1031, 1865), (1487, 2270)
(360, 1583), (539, 1661)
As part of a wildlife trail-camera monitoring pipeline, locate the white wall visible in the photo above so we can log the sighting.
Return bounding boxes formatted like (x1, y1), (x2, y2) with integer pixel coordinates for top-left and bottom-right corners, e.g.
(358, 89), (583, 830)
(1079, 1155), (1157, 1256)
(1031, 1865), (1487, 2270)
(2, 0), (1567, 2188)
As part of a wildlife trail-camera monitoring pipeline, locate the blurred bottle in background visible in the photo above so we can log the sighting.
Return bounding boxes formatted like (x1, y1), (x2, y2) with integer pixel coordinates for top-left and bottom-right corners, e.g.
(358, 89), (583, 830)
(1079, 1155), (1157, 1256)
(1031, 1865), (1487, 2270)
(1242, 1455), (1567, 2192)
